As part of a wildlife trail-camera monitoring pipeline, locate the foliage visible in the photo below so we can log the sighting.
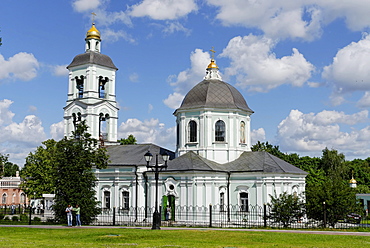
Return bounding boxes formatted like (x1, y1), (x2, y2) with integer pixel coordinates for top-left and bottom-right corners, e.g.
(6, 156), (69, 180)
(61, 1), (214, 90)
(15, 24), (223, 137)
(11, 216), (18, 221)
(20, 139), (58, 197)
(0, 153), (19, 178)
(118, 134), (137, 145)
(52, 121), (108, 224)
(21, 122), (108, 225)
(267, 192), (306, 227)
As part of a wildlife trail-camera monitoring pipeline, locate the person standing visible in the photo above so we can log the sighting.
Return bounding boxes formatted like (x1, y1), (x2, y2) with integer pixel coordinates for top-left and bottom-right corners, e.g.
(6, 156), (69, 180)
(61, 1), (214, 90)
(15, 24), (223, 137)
(74, 204), (81, 226)
(65, 204), (73, 227)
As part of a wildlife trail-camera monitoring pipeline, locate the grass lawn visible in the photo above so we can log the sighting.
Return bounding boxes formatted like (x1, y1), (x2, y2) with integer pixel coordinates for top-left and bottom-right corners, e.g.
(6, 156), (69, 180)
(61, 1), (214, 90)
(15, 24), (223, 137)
(0, 227), (369, 248)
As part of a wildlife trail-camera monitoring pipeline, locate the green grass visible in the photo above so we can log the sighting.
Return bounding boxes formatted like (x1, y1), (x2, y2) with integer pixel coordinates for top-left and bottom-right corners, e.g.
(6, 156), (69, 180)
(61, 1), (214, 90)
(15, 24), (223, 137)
(0, 227), (369, 248)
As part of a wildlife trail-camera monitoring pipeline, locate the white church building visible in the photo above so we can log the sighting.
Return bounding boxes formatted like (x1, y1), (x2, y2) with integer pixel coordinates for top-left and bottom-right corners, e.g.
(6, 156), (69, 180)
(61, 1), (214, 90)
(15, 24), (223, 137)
(63, 23), (307, 223)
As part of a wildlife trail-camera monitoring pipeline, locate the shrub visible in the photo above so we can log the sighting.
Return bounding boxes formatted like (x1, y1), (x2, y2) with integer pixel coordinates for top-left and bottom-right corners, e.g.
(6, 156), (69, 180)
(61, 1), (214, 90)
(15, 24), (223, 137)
(0, 213), (4, 220)
(12, 216), (19, 221)
(20, 214), (28, 222)
(33, 217), (41, 222)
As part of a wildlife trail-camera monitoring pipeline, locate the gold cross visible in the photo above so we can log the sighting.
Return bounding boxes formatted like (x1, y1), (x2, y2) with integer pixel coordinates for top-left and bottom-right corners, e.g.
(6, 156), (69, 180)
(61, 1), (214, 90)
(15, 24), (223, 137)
(210, 47), (216, 59)
(91, 12), (97, 23)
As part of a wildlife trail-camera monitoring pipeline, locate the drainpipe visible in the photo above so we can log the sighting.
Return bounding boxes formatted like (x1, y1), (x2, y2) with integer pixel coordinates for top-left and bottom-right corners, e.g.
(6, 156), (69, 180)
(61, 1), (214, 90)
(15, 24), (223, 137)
(134, 165), (139, 222)
(143, 171), (148, 220)
(227, 171), (231, 222)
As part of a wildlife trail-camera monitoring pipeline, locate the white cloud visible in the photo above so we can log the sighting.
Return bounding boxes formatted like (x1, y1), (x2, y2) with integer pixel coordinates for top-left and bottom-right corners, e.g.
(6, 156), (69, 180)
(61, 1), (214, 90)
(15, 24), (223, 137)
(221, 35), (314, 92)
(206, 1), (370, 40)
(52, 64), (69, 76)
(0, 99), (47, 166)
(118, 118), (176, 149)
(129, 73), (139, 82)
(129, 0), (198, 20)
(50, 121), (64, 140)
(164, 49), (211, 109)
(72, 0), (102, 12)
(323, 33), (370, 97)
(276, 109), (369, 155)
(163, 21), (191, 36)
(0, 52), (39, 82)
(101, 28), (136, 43)
(251, 128), (266, 145)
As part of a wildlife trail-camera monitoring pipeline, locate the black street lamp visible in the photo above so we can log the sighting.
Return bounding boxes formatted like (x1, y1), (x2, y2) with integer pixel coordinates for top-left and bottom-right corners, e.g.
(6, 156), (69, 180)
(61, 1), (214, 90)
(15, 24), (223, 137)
(144, 150), (169, 230)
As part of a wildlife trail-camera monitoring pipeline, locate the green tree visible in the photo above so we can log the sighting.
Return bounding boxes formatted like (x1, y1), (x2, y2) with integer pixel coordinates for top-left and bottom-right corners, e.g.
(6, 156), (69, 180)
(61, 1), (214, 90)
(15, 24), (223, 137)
(118, 134), (137, 145)
(267, 192), (306, 228)
(0, 153), (19, 177)
(20, 139), (58, 197)
(52, 122), (108, 224)
(306, 148), (361, 227)
(251, 141), (285, 159)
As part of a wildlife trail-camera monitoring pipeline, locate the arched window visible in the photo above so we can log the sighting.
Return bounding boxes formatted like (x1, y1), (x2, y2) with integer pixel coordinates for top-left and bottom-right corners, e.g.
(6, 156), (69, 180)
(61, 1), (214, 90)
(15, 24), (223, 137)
(215, 120), (225, 142)
(98, 76), (109, 98)
(188, 120), (197, 142)
(99, 113), (109, 140)
(240, 121), (246, 144)
(75, 75), (84, 98)
(176, 123), (179, 146)
(103, 191), (110, 209)
(2, 193), (7, 204)
(122, 191), (129, 210)
(20, 193), (26, 204)
(240, 192), (248, 212)
(220, 192), (225, 212)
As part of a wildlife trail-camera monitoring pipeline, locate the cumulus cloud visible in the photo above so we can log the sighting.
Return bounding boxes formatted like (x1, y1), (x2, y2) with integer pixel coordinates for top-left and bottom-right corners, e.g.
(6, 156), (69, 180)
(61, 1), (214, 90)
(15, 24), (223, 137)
(220, 34), (314, 92)
(276, 109), (369, 155)
(72, 0), (101, 12)
(323, 33), (370, 106)
(0, 52), (39, 82)
(118, 118), (176, 149)
(129, 0), (198, 20)
(163, 21), (191, 36)
(206, 1), (370, 40)
(50, 121), (64, 140)
(164, 49), (211, 109)
(101, 28), (136, 43)
(0, 100), (47, 165)
(251, 128), (266, 145)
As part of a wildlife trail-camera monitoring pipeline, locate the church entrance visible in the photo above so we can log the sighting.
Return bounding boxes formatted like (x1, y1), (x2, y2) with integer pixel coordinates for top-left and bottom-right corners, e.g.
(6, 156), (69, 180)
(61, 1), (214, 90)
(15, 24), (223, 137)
(162, 195), (175, 221)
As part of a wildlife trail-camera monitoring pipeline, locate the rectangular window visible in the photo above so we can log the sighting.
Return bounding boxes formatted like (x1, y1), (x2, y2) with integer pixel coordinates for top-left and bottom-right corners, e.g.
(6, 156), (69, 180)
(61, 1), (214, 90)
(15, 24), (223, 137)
(122, 191), (129, 210)
(240, 192), (248, 212)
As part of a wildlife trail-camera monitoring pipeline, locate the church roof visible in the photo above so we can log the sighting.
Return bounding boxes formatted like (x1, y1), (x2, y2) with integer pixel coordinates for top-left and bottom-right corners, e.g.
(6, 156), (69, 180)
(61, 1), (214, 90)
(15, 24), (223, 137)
(104, 144), (306, 175)
(105, 144), (175, 166)
(175, 79), (253, 113)
(167, 151), (307, 175)
(67, 51), (118, 70)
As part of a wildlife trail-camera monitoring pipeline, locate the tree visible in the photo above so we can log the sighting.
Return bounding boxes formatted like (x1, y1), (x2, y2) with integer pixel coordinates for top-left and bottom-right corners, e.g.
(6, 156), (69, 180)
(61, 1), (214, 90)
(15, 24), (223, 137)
(118, 134), (137, 145)
(52, 122), (108, 224)
(0, 153), (19, 178)
(306, 148), (361, 227)
(267, 192), (306, 228)
(21, 122), (109, 224)
(20, 139), (58, 197)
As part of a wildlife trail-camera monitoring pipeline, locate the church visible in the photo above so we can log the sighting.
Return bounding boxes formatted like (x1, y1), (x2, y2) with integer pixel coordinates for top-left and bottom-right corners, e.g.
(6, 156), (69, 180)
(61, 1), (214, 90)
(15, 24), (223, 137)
(63, 23), (307, 222)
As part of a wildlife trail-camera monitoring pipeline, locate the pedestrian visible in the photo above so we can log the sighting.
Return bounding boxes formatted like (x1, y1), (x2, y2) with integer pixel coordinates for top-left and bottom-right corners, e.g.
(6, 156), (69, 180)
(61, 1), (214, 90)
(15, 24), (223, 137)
(73, 204), (81, 226)
(65, 204), (73, 227)
(11, 204), (15, 215)
(166, 206), (171, 221)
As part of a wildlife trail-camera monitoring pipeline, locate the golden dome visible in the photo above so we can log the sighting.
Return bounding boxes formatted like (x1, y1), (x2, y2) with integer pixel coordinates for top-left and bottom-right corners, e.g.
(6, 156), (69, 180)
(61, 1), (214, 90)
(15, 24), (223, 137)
(349, 178), (357, 184)
(85, 23), (101, 41)
(207, 59), (218, 69)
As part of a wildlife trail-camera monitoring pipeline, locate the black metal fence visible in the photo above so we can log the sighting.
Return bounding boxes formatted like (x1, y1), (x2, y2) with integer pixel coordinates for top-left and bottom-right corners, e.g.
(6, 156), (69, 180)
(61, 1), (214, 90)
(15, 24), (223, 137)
(91, 204), (367, 229)
(1, 203), (367, 229)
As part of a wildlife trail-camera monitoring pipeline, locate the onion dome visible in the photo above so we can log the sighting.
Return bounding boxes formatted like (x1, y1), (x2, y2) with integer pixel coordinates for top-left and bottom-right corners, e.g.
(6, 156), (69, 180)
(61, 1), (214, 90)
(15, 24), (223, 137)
(349, 177), (357, 184)
(85, 23), (101, 41)
(207, 59), (218, 69)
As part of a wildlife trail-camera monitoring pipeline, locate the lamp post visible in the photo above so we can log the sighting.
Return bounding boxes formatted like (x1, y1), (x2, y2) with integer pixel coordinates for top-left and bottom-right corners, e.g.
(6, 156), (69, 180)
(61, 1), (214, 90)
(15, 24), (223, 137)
(144, 150), (169, 230)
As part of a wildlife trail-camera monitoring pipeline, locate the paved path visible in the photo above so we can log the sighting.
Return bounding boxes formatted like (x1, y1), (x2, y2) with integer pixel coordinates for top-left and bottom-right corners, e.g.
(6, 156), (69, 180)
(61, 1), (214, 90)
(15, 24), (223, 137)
(1, 225), (370, 236)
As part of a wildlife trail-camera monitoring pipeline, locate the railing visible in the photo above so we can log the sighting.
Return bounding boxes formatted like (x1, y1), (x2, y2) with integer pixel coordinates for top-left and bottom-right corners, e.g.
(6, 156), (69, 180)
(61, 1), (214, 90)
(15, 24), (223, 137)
(1, 204), (367, 229)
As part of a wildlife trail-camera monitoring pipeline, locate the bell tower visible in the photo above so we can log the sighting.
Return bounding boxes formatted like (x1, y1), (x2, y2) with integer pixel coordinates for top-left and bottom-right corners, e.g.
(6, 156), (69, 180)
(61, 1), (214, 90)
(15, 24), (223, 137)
(63, 22), (119, 145)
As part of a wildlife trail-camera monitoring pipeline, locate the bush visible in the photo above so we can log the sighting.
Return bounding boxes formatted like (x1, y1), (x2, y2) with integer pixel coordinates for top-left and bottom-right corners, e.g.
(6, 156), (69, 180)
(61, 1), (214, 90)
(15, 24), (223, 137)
(4, 216), (10, 221)
(12, 216), (19, 221)
(33, 217), (41, 222)
(0, 213), (4, 220)
(20, 214), (28, 222)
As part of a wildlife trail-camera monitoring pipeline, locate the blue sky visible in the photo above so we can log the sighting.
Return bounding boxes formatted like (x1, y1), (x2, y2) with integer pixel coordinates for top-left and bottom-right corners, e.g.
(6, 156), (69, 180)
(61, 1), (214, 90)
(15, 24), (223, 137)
(2, 0), (370, 166)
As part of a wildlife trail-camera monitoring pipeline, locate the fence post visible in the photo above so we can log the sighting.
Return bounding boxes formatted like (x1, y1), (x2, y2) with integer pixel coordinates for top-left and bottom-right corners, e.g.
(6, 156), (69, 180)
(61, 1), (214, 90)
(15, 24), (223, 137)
(29, 205), (32, 225)
(263, 203), (267, 228)
(209, 204), (212, 228)
(113, 207), (116, 226)
(323, 201), (326, 228)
